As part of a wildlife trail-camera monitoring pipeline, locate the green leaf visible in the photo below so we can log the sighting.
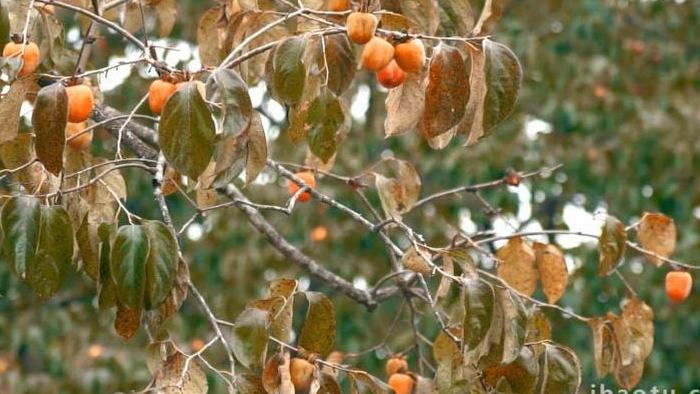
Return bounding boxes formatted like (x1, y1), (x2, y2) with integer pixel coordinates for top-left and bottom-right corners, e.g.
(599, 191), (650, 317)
(482, 40), (522, 133)
(143, 221), (178, 310)
(463, 277), (495, 350)
(75, 215), (99, 280)
(598, 215), (626, 276)
(320, 34), (356, 96)
(538, 343), (582, 394)
(1, 196), (41, 278)
(159, 82), (216, 179)
(498, 288), (529, 364)
(32, 83), (68, 175)
(272, 36), (307, 106)
(231, 307), (269, 371)
(305, 88), (344, 163)
(110, 225), (150, 309)
(297, 291), (336, 357)
(97, 223), (117, 309)
(206, 68), (253, 138)
(419, 44), (468, 139)
(27, 205), (74, 299)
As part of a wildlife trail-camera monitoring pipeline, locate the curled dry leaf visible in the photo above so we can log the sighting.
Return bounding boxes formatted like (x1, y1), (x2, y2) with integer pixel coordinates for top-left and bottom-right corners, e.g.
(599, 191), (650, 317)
(598, 215), (627, 276)
(374, 158), (422, 220)
(496, 237), (538, 296)
(384, 72), (426, 137)
(637, 212), (676, 267)
(401, 245), (433, 276)
(534, 242), (568, 304)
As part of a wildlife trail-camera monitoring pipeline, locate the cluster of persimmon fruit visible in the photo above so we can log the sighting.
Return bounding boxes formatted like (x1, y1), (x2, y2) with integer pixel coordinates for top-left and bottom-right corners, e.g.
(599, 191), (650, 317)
(336, 2), (426, 89)
(3, 38), (95, 151)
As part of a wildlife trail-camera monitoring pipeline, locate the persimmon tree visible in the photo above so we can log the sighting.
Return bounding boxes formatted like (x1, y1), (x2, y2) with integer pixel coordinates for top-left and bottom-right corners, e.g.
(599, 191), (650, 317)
(0, 0), (696, 392)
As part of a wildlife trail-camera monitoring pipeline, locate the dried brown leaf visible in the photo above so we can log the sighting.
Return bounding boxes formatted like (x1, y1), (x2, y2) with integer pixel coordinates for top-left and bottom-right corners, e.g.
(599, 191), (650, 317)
(637, 212), (676, 267)
(496, 237), (538, 296)
(534, 242), (568, 304)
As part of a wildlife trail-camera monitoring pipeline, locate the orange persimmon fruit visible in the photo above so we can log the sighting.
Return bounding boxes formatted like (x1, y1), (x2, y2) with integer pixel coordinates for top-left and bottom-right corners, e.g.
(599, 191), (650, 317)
(361, 37), (394, 71)
(65, 122), (92, 151)
(346, 12), (378, 45)
(327, 0), (350, 11)
(66, 84), (95, 123)
(385, 356), (408, 376)
(148, 79), (177, 115)
(287, 172), (316, 202)
(388, 373), (414, 394)
(2, 41), (40, 77)
(290, 358), (315, 391)
(666, 271), (692, 302)
(394, 39), (425, 73)
(376, 60), (406, 89)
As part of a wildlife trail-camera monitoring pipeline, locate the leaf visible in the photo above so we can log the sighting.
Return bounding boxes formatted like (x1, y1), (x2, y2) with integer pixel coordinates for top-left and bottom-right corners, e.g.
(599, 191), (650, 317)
(498, 288), (528, 364)
(231, 307), (269, 371)
(438, 0), (475, 37)
(463, 277), (495, 350)
(32, 83), (68, 175)
(143, 221), (178, 310)
(236, 373), (267, 394)
(245, 112), (268, 184)
(0, 1), (9, 49)
(374, 158), (422, 220)
(197, 7), (223, 67)
(115, 303), (141, 340)
(27, 205), (74, 299)
(110, 225), (150, 310)
(607, 298), (654, 389)
(525, 308), (551, 345)
(432, 327), (462, 363)
(588, 318), (616, 378)
(155, 0), (177, 37)
(154, 351), (209, 394)
(1, 196), (41, 278)
(267, 278), (296, 343)
(419, 44), (468, 139)
(482, 347), (539, 393)
(76, 215), (99, 280)
(272, 36), (307, 106)
(305, 88), (344, 163)
(159, 82), (216, 179)
(297, 291), (336, 357)
(398, 0), (440, 35)
(205, 68), (253, 138)
(496, 237), (538, 296)
(0, 133), (45, 192)
(472, 0), (506, 36)
(384, 72), (426, 137)
(146, 257), (189, 332)
(464, 40), (523, 145)
(321, 34), (356, 96)
(402, 245), (433, 276)
(598, 215), (627, 275)
(347, 370), (394, 394)
(534, 242), (568, 304)
(539, 344), (582, 394)
(97, 223), (118, 309)
(0, 78), (33, 144)
(637, 212), (676, 267)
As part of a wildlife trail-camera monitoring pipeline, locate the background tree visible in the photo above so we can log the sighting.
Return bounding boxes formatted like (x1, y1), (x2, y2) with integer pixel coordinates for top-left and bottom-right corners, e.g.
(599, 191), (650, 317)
(0, 0), (698, 393)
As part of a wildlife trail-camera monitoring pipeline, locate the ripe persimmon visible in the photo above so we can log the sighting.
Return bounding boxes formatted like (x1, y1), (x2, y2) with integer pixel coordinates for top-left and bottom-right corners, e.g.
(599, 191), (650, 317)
(385, 356), (408, 376)
(310, 226), (329, 242)
(66, 84), (95, 123)
(376, 60), (406, 89)
(3, 41), (40, 77)
(327, 0), (350, 11)
(346, 12), (378, 45)
(148, 80), (177, 115)
(65, 122), (92, 151)
(666, 271), (692, 302)
(394, 39), (425, 73)
(288, 172), (316, 202)
(388, 373), (413, 394)
(290, 358), (315, 391)
(361, 37), (394, 71)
